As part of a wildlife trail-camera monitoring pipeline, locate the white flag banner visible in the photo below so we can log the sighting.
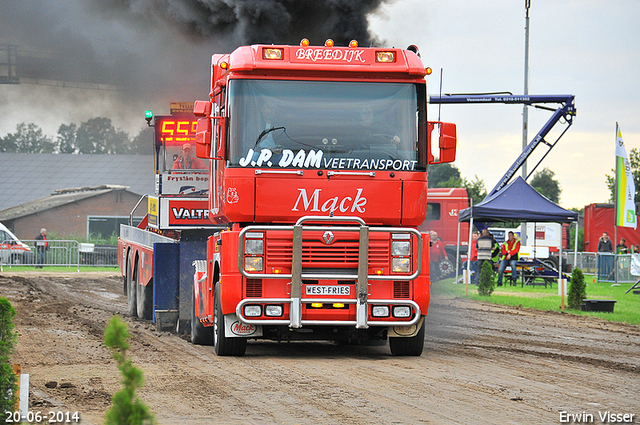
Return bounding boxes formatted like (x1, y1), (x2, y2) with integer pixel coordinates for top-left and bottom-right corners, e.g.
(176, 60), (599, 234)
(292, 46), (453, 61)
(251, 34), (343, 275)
(615, 124), (637, 229)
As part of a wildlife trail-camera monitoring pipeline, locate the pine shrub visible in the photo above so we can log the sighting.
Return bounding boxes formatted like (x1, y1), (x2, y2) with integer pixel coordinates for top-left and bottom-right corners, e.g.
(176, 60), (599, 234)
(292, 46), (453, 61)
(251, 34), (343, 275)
(568, 268), (587, 310)
(0, 298), (18, 418)
(104, 316), (155, 425)
(478, 260), (495, 296)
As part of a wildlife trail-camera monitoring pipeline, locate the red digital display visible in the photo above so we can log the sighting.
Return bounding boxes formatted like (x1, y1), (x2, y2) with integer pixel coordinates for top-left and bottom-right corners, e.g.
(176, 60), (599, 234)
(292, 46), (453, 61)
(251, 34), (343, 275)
(155, 116), (198, 146)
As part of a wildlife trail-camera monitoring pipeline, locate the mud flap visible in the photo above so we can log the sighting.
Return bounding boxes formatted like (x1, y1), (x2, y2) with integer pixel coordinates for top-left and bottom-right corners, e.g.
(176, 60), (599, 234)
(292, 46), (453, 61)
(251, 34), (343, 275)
(224, 314), (263, 338)
(387, 317), (424, 338)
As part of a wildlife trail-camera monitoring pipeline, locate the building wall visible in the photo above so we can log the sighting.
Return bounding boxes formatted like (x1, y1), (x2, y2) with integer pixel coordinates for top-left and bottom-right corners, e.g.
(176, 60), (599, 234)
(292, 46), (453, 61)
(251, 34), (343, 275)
(9, 190), (144, 240)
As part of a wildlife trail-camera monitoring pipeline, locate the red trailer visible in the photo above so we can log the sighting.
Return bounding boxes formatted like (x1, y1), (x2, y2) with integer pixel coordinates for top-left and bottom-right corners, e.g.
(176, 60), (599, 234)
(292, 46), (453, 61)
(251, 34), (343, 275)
(584, 203), (639, 252)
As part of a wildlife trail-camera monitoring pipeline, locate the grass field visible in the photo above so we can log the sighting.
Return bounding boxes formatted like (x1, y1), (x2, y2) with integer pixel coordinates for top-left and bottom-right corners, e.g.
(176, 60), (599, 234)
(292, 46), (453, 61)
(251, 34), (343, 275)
(433, 273), (640, 326)
(0, 265), (119, 273)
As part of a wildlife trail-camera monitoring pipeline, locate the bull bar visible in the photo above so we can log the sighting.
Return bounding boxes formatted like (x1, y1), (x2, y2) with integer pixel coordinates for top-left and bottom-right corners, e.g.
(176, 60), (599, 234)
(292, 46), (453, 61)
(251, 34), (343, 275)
(236, 216), (423, 329)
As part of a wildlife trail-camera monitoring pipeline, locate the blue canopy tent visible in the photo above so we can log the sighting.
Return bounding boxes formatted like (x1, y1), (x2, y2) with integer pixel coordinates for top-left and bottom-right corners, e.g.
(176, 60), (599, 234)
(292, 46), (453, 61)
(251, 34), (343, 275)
(456, 176), (579, 287)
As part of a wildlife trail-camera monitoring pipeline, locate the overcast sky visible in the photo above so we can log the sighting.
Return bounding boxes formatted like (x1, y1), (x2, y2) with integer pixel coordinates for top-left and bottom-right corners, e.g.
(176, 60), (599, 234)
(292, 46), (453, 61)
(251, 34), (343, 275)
(371, 0), (640, 209)
(1, 0), (638, 210)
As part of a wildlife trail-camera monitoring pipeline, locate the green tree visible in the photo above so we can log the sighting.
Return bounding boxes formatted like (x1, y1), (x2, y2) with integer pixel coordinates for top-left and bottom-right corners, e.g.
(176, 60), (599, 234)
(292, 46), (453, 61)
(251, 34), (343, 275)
(568, 208), (584, 251)
(530, 167), (561, 203)
(129, 127), (153, 155)
(567, 268), (586, 310)
(56, 123), (78, 154)
(462, 175), (487, 206)
(606, 147), (640, 203)
(438, 176), (488, 206)
(428, 163), (460, 188)
(76, 117), (130, 154)
(104, 316), (155, 425)
(0, 123), (54, 153)
(0, 298), (18, 417)
(478, 260), (495, 296)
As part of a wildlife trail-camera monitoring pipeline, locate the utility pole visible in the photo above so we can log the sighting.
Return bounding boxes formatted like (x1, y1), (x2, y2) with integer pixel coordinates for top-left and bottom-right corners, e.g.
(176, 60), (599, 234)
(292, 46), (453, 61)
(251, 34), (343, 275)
(521, 0), (531, 246)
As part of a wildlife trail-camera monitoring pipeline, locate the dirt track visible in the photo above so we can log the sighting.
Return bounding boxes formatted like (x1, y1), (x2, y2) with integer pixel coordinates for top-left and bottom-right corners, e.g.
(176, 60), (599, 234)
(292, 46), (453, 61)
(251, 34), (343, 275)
(1, 271), (639, 424)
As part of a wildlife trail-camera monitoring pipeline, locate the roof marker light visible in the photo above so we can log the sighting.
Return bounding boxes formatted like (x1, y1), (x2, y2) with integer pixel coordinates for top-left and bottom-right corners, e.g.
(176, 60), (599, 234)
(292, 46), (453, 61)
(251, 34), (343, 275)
(220, 61), (229, 70)
(349, 40), (358, 48)
(376, 51), (396, 63)
(426, 67), (433, 75)
(325, 39), (334, 47)
(263, 48), (283, 60)
(300, 38), (310, 47)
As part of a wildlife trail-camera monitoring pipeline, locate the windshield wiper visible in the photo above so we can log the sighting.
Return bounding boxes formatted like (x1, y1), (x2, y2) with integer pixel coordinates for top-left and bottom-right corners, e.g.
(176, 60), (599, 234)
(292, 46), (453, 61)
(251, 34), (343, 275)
(254, 126), (286, 148)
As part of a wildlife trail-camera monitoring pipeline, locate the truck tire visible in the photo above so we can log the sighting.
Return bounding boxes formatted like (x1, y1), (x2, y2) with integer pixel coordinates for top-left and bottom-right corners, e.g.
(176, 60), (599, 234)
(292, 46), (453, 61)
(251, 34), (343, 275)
(136, 278), (153, 320)
(126, 252), (138, 318)
(541, 255), (560, 272)
(388, 317), (426, 356)
(213, 287), (246, 356)
(191, 289), (213, 345)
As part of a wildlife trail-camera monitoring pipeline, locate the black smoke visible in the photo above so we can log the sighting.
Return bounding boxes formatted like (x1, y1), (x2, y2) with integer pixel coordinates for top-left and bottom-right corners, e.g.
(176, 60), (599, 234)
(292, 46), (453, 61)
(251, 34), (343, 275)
(0, 0), (390, 137)
(1, 0), (388, 89)
(86, 0), (386, 47)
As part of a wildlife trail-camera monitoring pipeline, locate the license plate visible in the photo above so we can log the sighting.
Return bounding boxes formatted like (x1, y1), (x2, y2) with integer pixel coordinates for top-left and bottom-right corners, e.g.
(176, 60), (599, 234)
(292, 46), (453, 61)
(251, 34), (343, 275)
(305, 285), (351, 296)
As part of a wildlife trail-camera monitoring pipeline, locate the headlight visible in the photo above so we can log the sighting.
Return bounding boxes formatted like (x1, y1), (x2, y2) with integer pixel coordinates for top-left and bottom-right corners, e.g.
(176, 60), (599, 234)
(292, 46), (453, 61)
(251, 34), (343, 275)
(393, 306), (411, 318)
(244, 256), (263, 272)
(265, 305), (283, 317)
(372, 305), (390, 317)
(245, 239), (264, 255)
(244, 305), (262, 317)
(392, 241), (411, 256)
(392, 257), (411, 273)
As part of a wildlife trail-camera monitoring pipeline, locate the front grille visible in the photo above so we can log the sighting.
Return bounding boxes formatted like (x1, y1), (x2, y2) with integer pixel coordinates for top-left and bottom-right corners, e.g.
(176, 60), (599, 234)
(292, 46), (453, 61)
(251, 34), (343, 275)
(265, 232), (389, 270)
(394, 281), (410, 298)
(246, 279), (262, 297)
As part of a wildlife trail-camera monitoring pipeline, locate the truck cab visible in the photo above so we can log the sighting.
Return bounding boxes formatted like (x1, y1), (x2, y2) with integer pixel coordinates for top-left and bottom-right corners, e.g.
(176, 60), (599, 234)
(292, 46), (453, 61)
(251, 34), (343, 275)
(190, 41), (457, 356)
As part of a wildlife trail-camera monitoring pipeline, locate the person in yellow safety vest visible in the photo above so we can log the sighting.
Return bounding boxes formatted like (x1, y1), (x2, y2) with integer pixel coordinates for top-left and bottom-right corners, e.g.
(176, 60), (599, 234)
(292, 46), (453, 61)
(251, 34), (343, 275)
(497, 231), (520, 286)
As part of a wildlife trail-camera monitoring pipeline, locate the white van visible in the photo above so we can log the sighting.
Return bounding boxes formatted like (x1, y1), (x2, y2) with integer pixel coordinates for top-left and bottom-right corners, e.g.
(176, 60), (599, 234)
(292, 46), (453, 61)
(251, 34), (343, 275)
(0, 222), (34, 264)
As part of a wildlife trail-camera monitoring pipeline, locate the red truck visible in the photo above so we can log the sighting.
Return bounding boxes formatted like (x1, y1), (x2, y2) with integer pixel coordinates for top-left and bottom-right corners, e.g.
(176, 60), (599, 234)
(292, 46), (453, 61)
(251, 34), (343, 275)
(120, 39), (457, 357)
(421, 187), (470, 257)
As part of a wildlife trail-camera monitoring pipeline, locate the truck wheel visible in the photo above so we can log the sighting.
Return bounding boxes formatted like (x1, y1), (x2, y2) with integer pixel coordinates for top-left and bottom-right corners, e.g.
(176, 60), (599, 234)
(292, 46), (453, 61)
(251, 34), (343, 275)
(191, 289), (213, 345)
(213, 287), (246, 356)
(126, 252), (138, 318)
(389, 317), (426, 356)
(541, 255), (560, 271)
(136, 278), (153, 320)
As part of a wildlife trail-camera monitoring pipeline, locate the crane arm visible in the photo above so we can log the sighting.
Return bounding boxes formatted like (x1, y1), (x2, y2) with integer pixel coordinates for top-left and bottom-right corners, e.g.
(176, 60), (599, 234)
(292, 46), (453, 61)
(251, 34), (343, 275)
(429, 94), (576, 196)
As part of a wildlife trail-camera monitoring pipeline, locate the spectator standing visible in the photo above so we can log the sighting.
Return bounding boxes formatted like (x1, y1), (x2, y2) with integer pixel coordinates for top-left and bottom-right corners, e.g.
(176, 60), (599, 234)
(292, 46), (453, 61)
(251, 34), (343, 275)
(497, 231), (520, 286)
(476, 230), (495, 274)
(35, 228), (49, 268)
(598, 232), (614, 279)
(429, 231), (448, 282)
(469, 231), (479, 284)
(616, 238), (629, 254)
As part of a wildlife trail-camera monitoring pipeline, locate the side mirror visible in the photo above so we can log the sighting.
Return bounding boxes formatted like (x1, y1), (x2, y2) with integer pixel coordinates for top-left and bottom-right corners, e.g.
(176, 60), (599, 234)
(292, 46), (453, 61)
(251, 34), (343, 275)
(194, 100), (225, 160)
(427, 121), (457, 164)
(195, 117), (212, 159)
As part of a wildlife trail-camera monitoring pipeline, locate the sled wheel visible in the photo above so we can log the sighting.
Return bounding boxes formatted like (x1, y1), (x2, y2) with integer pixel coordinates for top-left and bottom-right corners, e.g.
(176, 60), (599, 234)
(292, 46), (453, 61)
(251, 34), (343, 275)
(126, 252), (138, 318)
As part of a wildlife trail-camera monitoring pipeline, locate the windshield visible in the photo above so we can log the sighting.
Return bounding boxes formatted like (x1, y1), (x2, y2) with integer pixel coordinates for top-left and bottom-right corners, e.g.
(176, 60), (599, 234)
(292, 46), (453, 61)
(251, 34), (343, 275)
(227, 80), (425, 171)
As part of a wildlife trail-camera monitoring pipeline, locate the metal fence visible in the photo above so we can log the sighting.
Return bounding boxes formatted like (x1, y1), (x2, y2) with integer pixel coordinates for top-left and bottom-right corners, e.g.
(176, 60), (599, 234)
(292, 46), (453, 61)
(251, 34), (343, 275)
(0, 239), (118, 271)
(563, 251), (637, 283)
(3, 240), (638, 283)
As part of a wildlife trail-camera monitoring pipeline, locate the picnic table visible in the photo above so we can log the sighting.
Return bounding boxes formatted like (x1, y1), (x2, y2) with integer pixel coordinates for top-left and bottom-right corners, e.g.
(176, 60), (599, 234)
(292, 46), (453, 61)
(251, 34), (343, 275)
(498, 258), (570, 288)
